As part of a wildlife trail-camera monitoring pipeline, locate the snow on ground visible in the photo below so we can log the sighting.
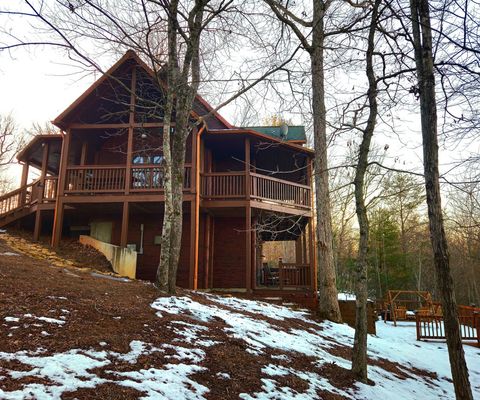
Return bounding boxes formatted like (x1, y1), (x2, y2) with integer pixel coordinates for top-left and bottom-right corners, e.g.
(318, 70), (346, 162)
(0, 340), (209, 400)
(1, 293), (480, 399)
(152, 295), (480, 399)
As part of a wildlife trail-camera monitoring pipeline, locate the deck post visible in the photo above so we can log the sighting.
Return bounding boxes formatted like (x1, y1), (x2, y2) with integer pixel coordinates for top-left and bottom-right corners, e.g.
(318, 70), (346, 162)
(39, 142), (50, 201)
(20, 162), (29, 187)
(51, 198), (65, 248)
(203, 213), (211, 289)
(120, 201), (129, 247)
(245, 137), (252, 293)
(307, 159), (317, 291)
(80, 141), (88, 166)
(20, 162), (29, 205)
(33, 209), (42, 242)
(189, 199), (199, 289)
(295, 236), (303, 264)
(246, 206), (252, 293)
(302, 231), (307, 264)
(125, 66), (136, 195)
(51, 130), (70, 248)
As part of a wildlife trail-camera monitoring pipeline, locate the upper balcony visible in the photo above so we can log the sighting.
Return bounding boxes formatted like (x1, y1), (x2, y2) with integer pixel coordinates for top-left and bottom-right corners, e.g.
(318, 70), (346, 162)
(201, 171), (311, 211)
(60, 164), (311, 213)
(15, 123), (313, 214)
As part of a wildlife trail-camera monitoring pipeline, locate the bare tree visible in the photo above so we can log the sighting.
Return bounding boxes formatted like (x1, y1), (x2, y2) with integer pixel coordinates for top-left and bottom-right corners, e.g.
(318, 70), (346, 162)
(350, 0), (380, 382)
(262, 0), (371, 322)
(409, 0), (473, 397)
(0, 114), (25, 193)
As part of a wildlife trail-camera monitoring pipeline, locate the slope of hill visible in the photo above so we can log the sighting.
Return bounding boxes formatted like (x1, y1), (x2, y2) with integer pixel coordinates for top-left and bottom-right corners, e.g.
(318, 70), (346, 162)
(0, 235), (479, 399)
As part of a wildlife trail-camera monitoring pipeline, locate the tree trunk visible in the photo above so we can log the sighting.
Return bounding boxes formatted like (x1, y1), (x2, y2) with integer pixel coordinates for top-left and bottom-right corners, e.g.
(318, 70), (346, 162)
(409, 0), (473, 398)
(351, 0), (379, 382)
(311, 0), (342, 323)
(156, 0), (203, 295)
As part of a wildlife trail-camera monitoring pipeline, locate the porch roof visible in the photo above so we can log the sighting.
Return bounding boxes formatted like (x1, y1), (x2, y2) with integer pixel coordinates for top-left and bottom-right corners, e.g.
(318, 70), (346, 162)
(206, 128), (314, 155)
(17, 134), (63, 173)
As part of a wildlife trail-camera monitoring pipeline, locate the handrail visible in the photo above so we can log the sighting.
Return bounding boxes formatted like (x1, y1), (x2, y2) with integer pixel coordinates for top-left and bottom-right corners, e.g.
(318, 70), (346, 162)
(278, 260), (311, 289)
(250, 172), (311, 190)
(66, 165), (126, 170)
(0, 178), (39, 202)
(66, 163), (192, 170)
(202, 171), (245, 177)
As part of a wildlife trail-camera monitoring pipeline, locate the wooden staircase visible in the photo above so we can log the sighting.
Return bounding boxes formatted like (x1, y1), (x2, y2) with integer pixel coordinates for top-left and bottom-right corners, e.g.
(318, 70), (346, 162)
(0, 177), (57, 228)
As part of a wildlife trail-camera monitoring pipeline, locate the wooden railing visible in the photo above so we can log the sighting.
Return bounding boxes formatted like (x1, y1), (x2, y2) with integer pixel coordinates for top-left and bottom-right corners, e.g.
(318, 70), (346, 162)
(251, 173), (311, 209)
(278, 261), (311, 289)
(41, 177), (58, 201)
(65, 165), (192, 194)
(65, 166), (126, 193)
(0, 176), (59, 219)
(0, 184), (32, 217)
(131, 164), (192, 191)
(415, 313), (479, 343)
(200, 171), (311, 209)
(201, 172), (246, 198)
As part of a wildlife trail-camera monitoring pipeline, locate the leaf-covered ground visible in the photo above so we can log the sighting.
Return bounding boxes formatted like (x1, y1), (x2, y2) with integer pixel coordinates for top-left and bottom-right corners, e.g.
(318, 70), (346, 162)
(0, 234), (479, 399)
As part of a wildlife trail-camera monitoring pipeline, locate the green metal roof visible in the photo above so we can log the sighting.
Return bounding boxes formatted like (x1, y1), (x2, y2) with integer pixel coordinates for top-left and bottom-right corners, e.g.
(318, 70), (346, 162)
(243, 126), (306, 142)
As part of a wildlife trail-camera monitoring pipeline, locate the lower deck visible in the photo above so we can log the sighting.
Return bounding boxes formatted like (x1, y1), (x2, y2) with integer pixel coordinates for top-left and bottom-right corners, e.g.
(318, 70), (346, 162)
(17, 200), (316, 295)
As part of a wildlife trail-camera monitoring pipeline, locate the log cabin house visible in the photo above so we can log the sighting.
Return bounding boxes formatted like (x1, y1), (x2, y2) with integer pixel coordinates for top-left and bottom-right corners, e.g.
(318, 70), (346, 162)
(0, 51), (316, 301)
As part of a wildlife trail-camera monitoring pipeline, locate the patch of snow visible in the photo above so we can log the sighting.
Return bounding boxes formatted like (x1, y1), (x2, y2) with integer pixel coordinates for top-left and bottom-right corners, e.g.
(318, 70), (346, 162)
(0, 349), (110, 399)
(338, 292), (357, 301)
(203, 294), (310, 321)
(99, 342), (107, 347)
(240, 365), (349, 400)
(0, 340), (207, 400)
(216, 372), (231, 379)
(111, 364), (209, 400)
(36, 316), (66, 325)
(0, 252), (19, 256)
(270, 354), (290, 361)
(41, 331), (50, 336)
(114, 341), (164, 364)
(4, 317), (20, 323)
(162, 344), (205, 363)
(196, 339), (221, 347)
(168, 321), (218, 347)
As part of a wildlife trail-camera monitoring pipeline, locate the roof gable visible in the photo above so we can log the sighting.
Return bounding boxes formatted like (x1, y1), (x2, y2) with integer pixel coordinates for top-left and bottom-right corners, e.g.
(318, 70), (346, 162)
(53, 50), (232, 130)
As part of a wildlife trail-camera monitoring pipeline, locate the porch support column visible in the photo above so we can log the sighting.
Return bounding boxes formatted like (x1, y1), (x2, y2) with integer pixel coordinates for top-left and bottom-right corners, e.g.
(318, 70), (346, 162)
(125, 66), (136, 195)
(208, 216), (215, 289)
(203, 213), (211, 289)
(189, 199), (199, 289)
(51, 130), (70, 248)
(302, 231), (308, 264)
(33, 141), (48, 240)
(245, 137), (252, 293)
(20, 162), (29, 205)
(80, 141), (88, 166)
(120, 201), (129, 247)
(20, 162), (29, 187)
(33, 210), (42, 242)
(295, 236), (303, 264)
(307, 158), (316, 291)
(39, 142), (50, 201)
